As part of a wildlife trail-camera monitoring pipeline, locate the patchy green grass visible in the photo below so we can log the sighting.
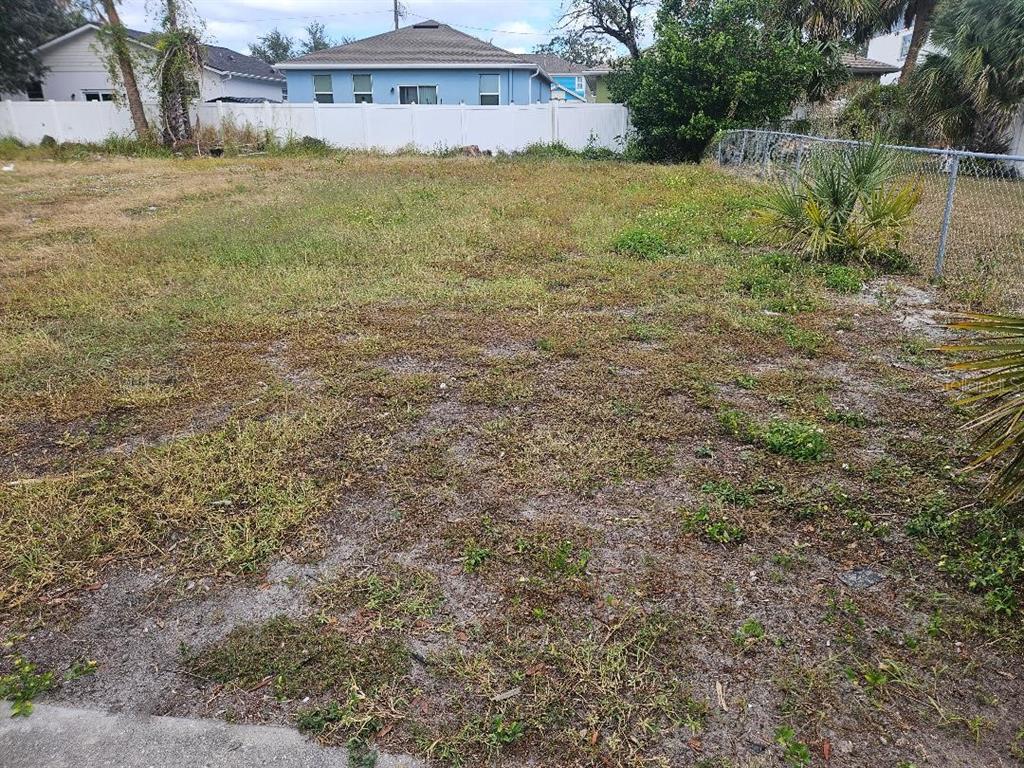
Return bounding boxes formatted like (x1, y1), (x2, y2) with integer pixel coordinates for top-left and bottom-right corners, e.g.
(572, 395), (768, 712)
(0, 154), (1021, 767)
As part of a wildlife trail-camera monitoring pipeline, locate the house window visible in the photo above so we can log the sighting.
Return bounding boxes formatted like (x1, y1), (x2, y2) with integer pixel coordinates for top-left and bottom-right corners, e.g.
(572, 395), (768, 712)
(399, 85), (437, 105)
(899, 33), (912, 60)
(313, 74), (334, 104)
(25, 81), (44, 101)
(83, 91), (114, 102)
(353, 74), (372, 103)
(479, 74), (500, 105)
(575, 76), (584, 92)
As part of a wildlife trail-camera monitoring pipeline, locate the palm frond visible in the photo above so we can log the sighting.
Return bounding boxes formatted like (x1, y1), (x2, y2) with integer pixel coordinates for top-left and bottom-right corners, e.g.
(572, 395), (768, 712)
(945, 314), (1024, 505)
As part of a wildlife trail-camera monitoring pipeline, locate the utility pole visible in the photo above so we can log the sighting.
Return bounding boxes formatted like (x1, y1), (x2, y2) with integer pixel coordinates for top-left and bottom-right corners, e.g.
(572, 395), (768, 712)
(393, 0), (399, 30)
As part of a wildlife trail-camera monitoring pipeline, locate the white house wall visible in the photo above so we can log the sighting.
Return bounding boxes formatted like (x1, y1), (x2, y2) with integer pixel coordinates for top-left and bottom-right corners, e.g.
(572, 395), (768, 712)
(2, 28), (281, 103)
(199, 72), (284, 102)
(866, 26), (939, 85)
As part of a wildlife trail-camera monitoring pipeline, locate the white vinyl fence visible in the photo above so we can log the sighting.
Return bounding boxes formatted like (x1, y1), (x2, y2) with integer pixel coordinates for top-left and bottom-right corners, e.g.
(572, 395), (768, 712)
(0, 100), (630, 153)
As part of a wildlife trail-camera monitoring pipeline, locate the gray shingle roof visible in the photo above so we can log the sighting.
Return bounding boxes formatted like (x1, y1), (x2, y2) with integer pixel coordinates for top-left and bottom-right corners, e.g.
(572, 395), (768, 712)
(280, 20), (533, 67)
(204, 44), (283, 80)
(841, 52), (900, 75)
(124, 26), (283, 81)
(519, 54), (584, 75)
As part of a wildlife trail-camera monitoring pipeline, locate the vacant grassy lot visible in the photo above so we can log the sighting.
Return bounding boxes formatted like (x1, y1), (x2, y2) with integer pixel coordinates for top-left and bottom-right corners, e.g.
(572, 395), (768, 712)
(1, 151), (1022, 766)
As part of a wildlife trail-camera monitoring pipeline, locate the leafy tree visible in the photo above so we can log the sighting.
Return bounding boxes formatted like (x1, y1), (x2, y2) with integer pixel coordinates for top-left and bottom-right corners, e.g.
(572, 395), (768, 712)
(557, 0), (652, 59)
(533, 30), (613, 67)
(610, 0), (829, 161)
(909, 0), (1024, 151)
(299, 21), (333, 54)
(0, 0), (84, 93)
(249, 28), (295, 63)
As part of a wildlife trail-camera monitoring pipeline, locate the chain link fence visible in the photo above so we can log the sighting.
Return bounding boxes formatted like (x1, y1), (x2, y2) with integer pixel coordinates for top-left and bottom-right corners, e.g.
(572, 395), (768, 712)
(713, 129), (1024, 311)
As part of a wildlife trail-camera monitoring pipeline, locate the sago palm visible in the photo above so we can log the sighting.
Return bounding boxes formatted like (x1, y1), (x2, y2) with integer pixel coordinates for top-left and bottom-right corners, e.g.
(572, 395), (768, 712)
(944, 314), (1024, 505)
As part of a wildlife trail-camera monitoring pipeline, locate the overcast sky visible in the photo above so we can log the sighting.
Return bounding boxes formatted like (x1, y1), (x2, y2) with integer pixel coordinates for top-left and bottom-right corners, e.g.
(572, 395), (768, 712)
(114, 0), (567, 56)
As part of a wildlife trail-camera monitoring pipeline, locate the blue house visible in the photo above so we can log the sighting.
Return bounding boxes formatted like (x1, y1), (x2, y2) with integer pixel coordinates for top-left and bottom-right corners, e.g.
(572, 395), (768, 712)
(521, 54), (589, 102)
(277, 20), (551, 105)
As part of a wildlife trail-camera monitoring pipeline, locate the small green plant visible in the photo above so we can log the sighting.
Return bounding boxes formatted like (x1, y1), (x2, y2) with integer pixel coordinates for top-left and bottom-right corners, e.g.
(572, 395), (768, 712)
(760, 419), (828, 461)
(612, 227), (666, 260)
(759, 141), (922, 266)
(774, 726), (811, 767)
(0, 655), (56, 717)
(681, 506), (746, 544)
(732, 252), (817, 313)
(487, 716), (525, 747)
(463, 539), (492, 573)
(822, 264), (863, 293)
(701, 479), (753, 507)
(733, 618), (766, 649)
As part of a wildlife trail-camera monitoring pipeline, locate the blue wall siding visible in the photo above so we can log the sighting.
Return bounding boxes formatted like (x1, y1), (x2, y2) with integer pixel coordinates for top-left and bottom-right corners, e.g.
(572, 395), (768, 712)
(285, 68), (549, 104)
(552, 75), (586, 102)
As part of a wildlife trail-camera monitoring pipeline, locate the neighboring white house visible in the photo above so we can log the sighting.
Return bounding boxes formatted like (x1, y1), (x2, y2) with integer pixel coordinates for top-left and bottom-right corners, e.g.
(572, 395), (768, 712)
(1, 23), (285, 103)
(867, 24), (1024, 154)
(866, 24), (938, 85)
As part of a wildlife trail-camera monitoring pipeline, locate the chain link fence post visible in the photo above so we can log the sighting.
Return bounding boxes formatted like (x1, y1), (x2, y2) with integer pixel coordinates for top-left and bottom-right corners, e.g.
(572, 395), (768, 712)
(738, 129), (748, 165)
(935, 153), (961, 278)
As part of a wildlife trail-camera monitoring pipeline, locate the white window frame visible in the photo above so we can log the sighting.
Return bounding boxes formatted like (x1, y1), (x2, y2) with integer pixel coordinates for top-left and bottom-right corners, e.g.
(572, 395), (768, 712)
(83, 90), (115, 102)
(313, 74), (334, 104)
(479, 73), (500, 106)
(398, 84), (438, 105)
(575, 76), (584, 92)
(352, 73), (372, 103)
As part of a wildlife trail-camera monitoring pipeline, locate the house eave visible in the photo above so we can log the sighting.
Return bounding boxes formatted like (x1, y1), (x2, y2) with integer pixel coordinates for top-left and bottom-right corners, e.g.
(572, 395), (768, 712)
(276, 61), (544, 72)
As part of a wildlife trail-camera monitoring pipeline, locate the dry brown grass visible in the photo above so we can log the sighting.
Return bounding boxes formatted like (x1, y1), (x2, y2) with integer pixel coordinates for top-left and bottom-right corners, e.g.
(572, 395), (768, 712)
(1, 154), (1022, 767)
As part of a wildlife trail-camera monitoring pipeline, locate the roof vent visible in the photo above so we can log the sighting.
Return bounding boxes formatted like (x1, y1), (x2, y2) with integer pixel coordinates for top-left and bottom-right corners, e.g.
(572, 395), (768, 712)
(412, 20), (440, 28)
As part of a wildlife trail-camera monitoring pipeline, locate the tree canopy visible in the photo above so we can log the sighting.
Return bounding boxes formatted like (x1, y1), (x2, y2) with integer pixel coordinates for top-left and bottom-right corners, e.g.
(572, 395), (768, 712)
(533, 30), (612, 67)
(0, 0), (85, 93)
(909, 0), (1024, 151)
(610, 0), (831, 161)
(250, 23), (347, 63)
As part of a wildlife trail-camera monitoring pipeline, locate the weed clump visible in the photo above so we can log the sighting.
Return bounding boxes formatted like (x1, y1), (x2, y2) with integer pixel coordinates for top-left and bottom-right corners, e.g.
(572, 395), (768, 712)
(717, 409), (828, 461)
(612, 227), (667, 260)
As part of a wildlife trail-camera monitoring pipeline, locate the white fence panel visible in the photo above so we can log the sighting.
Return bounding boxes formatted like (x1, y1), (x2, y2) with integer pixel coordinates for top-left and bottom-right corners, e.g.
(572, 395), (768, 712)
(553, 103), (630, 150)
(1, 100), (630, 153)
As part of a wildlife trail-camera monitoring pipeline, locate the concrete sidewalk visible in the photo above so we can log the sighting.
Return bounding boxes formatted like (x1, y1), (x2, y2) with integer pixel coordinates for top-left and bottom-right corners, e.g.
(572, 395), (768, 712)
(0, 701), (422, 768)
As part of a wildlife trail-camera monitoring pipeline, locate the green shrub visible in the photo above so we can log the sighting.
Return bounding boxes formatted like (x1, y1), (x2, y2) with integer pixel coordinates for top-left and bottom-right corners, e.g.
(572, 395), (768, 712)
(612, 227), (666, 260)
(272, 135), (333, 156)
(759, 141), (922, 266)
(608, 0), (834, 161)
(835, 83), (922, 144)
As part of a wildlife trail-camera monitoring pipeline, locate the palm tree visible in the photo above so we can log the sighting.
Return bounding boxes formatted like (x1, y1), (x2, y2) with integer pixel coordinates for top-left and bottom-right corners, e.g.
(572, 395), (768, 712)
(96, 0), (151, 140)
(909, 0), (1024, 150)
(885, 0), (939, 83)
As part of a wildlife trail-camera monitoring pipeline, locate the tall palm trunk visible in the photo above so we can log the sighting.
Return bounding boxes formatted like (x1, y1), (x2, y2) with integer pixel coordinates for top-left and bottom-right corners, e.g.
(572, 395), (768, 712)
(157, 0), (197, 146)
(899, 0), (937, 83)
(99, 0), (150, 139)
